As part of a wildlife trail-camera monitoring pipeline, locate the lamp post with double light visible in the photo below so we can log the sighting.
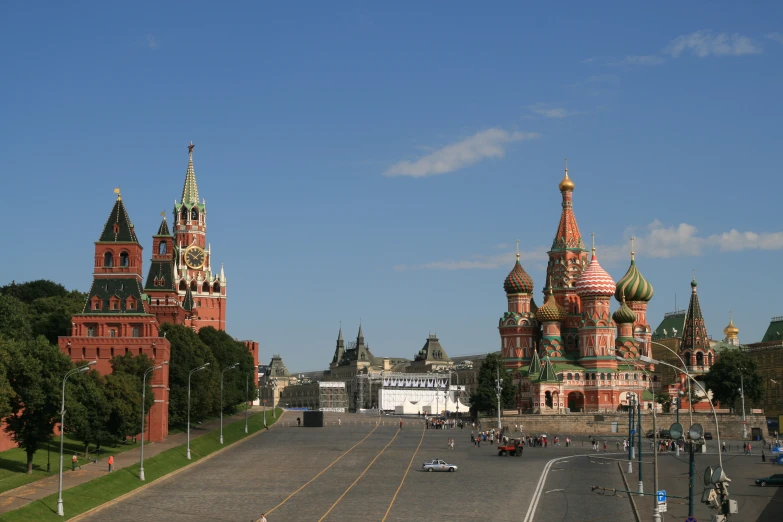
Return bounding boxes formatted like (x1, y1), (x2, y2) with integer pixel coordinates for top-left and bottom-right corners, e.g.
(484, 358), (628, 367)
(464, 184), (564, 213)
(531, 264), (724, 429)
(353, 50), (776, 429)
(187, 363), (210, 459)
(738, 367), (747, 439)
(495, 366), (502, 430)
(140, 360), (168, 481)
(220, 363), (239, 444)
(635, 338), (692, 428)
(56, 361), (96, 517)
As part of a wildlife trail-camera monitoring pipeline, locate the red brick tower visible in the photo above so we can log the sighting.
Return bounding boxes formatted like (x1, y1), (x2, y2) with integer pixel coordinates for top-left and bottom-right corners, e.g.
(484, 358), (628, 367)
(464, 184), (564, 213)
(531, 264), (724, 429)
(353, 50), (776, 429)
(58, 191), (171, 442)
(545, 161), (589, 352)
(499, 243), (538, 368)
(145, 214), (188, 326)
(173, 143), (226, 332)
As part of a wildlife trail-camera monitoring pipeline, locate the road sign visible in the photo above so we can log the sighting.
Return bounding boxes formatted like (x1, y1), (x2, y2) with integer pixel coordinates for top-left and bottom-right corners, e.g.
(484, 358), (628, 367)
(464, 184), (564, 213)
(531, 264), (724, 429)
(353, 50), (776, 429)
(657, 490), (666, 503)
(658, 502), (667, 513)
(685, 516), (697, 522)
(631, 429), (636, 435)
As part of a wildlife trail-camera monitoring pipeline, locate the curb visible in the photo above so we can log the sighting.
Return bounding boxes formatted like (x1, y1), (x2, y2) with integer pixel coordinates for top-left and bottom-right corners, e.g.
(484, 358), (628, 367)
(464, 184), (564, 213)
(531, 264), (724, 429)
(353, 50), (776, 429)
(617, 462), (641, 522)
(70, 411), (285, 521)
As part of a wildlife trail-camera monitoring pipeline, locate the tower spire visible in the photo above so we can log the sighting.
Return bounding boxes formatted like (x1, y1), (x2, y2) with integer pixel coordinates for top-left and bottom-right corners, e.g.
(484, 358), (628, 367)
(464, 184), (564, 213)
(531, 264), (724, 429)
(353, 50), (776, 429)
(181, 141), (199, 206)
(516, 239), (520, 261)
(630, 236), (635, 261)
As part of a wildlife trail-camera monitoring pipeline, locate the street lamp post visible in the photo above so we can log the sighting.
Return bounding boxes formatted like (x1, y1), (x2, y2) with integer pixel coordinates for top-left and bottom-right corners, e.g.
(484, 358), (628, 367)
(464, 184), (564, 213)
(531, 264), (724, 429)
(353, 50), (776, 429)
(140, 360), (168, 481)
(244, 371), (251, 434)
(270, 378), (278, 418)
(637, 397), (643, 494)
(187, 363), (210, 459)
(675, 391), (683, 456)
(56, 361), (96, 517)
(495, 366), (502, 430)
(635, 338), (692, 428)
(220, 363), (239, 444)
(628, 392), (635, 473)
(738, 367), (747, 440)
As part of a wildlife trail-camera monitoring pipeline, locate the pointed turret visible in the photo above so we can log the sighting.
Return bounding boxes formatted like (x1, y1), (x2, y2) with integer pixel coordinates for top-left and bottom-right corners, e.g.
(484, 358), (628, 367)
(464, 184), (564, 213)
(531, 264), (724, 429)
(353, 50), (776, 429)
(680, 275), (714, 372)
(219, 262), (226, 284)
(551, 161), (585, 251)
(357, 322), (365, 346)
(538, 356), (559, 382)
(183, 286), (195, 312)
(99, 192), (139, 243)
(528, 346), (542, 375)
(156, 215), (171, 236)
(181, 142), (200, 206)
(723, 313), (739, 346)
(332, 325), (345, 364)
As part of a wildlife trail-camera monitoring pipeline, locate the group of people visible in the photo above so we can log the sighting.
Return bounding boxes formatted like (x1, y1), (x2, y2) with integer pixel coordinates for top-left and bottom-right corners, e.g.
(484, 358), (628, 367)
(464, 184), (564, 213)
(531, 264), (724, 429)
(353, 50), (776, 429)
(470, 428), (499, 446)
(425, 417), (462, 430)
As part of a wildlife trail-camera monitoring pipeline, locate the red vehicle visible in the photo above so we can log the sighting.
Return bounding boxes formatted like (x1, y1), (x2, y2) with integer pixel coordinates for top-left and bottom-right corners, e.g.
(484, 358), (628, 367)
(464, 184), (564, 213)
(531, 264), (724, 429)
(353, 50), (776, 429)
(498, 438), (524, 456)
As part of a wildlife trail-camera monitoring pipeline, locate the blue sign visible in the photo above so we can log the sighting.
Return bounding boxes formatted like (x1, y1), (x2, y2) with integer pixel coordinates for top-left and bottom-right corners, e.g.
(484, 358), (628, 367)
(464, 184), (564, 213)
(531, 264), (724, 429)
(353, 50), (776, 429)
(657, 490), (666, 503)
(631, 429), (636, 435)
(685, 516), (697, 522)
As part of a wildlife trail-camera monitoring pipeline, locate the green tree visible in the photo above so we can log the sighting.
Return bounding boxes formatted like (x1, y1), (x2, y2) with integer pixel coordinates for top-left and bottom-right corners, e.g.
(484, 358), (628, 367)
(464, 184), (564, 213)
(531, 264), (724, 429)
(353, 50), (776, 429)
(469, 353), (515, 415)
(0, 280), (70, 304)
(0, 345), (16, 418)
(704, 350), (763, 406)
(3, 337), (75, 473)
(198, 327), (257, 414)
(69, 369), (111, 458)
(0, 294), (32, 341)
(28, 291), (87, 344)
(161, 324), (219, 426)
(104, 372), (145, 441)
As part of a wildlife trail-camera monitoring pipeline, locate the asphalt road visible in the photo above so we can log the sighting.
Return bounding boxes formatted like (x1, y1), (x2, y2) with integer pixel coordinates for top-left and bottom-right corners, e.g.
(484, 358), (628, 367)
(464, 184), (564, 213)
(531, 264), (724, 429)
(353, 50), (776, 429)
(83, 416), (780, 522)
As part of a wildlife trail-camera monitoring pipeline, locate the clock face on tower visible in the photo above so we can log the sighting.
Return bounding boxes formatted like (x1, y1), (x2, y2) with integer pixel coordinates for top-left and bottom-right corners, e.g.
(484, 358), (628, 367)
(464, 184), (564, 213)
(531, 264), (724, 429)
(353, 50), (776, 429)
(184, 245), (205, 269)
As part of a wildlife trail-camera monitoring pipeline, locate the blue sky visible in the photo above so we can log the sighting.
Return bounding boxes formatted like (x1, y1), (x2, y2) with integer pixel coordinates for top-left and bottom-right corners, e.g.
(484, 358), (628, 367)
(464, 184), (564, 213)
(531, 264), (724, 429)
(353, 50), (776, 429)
(2, 2), (781, 372)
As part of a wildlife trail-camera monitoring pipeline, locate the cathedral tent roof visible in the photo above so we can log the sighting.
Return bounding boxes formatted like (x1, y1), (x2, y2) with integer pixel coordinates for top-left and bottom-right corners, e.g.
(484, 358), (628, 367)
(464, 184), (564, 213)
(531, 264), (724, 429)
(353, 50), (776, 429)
(155, 216), (171, 236)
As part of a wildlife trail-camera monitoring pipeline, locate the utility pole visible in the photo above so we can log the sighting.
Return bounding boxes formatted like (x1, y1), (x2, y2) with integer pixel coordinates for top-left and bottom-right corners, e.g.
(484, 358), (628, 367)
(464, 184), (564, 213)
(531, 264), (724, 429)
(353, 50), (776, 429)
(627, 393), (634, 473)
(495, 366), (502, 430)
(637, 399), (643, 494)
(738, 367), (747, 440)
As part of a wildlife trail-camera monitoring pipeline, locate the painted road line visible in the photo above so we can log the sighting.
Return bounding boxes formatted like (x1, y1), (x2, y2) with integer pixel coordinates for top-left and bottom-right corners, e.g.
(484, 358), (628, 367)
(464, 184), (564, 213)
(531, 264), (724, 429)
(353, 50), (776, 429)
(319, 426), (401, 521)
(523, 452), (625, 522)
(381, 423), (427, 522)
(266, 420), (380, 517)
(545, 489), (564, 494)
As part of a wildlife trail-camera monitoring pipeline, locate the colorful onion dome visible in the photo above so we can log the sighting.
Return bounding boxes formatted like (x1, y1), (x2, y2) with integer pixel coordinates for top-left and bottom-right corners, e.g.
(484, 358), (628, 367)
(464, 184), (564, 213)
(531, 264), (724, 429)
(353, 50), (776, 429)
(504, 253), (534, 294)
(723, 314), (739, 338)
(559, 169), (575, 192)
(614, 252), (654, 303)
(575, 247), (616, 298)
(612, 297), (637, 324)
(536, 286), (567, 322)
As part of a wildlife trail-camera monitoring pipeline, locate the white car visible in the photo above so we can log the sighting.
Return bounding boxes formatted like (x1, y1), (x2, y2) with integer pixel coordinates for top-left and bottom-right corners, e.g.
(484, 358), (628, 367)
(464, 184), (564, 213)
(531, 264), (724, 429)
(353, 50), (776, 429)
(422, 459), (458, 472)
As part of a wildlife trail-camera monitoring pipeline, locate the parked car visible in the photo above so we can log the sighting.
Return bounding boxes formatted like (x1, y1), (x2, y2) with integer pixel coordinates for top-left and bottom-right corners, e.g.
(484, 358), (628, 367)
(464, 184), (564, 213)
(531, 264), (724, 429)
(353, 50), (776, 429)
(646, 429), (671, 439)
(704, 432), (713, 440)
(755, 474), (783, 487)
(422, 459), (458, 472)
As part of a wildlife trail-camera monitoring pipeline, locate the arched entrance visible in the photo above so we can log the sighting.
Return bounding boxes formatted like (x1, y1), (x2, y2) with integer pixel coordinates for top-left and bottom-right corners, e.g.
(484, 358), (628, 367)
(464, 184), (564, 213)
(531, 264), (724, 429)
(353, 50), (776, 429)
(567, 391), (585, 412)
(544, 391), (553, 408)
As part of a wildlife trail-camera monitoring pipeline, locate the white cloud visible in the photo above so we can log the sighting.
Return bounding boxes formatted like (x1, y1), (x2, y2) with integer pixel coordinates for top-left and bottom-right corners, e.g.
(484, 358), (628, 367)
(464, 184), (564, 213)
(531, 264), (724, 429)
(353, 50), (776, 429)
(384, 128), (539, 178)
(665, 31), (761, 57)
(614, 55), (666, 65)
(146, 35), (159, 50)
(398, 220), (783, 270)
(527, 103), (583, 119)
(767, 32), (783, 44)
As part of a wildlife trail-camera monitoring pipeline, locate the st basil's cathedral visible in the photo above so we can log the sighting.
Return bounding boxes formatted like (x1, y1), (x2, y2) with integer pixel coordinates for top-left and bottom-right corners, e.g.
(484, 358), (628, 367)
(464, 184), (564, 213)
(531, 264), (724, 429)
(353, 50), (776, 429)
(58, 144), (238, 442)
(499, 164), (657, 413)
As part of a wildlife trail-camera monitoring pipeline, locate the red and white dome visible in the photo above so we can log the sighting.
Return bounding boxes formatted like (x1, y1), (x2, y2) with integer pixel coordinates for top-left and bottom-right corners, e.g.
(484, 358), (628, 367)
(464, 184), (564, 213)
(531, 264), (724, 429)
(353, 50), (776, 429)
(575, 249), (616, 298)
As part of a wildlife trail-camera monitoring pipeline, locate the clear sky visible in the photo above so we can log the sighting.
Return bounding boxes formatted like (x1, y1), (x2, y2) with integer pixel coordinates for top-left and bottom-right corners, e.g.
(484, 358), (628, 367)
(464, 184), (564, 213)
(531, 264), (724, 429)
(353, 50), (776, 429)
(1, 2), (781, 372)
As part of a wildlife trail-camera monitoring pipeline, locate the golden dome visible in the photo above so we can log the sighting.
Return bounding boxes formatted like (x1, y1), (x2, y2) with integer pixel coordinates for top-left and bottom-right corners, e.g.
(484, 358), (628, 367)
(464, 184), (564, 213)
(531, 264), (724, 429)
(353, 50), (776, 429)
(559, 169), (574, 192)
(723, 314), (739, 338)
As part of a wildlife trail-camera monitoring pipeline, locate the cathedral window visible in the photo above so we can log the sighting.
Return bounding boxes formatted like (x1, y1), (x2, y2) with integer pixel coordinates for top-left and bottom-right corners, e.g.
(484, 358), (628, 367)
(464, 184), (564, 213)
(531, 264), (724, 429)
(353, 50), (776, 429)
(180, 208), (188, 222)
(93, 301), (100, 310)
(159, 241), (167, 256)
(190, 281), (197, 292)
(625, 373), (629, 380)
(120, 251), (129, 267)
(214, 282), (220, 293)
(634, 373), (638, 380)
(104, 252), (114, 267)
(600, 373), (605, 380)
(132, 326), (141, 337)
(109, 329), (116, 338)
(203, 282), (210, 293)
(696, 352), (704, 367)
(590, 373), (596, 381)
(179, 280), (187, 291)
(191, 208), (199, 221)
(567, 373), (572, 380)
(86, 327), (96, 337)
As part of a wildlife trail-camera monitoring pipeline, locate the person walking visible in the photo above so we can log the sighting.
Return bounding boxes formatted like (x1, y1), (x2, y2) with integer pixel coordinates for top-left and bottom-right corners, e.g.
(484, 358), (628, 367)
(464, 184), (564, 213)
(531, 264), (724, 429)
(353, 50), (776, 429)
(108, 455), (114, 473)
(257, 514), (267, 522)
(762, 450), (766, 463)
(72, 453), (78, 471)
(399, 420), (403, 429)
(722, 440), (727, 453)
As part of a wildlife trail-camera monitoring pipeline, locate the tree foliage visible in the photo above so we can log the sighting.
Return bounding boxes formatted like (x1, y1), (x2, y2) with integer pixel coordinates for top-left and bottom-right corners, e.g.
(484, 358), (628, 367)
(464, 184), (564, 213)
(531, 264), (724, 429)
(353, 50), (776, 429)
(3, 337), (75, 473)
(0, 294), (32, 341)
(162, 324), (219, 426)
(0, 280), (86, 344)
(703, 350), (763, 406)
(469, 353), (515, 415)
(197, 327), (257, 414)
(69, 369), (111, 457)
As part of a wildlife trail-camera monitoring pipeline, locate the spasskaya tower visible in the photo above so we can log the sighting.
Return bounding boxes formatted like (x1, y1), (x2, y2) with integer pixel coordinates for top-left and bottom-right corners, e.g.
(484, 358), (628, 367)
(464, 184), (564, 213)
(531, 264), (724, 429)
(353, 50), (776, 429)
(172, 142), (226, 331)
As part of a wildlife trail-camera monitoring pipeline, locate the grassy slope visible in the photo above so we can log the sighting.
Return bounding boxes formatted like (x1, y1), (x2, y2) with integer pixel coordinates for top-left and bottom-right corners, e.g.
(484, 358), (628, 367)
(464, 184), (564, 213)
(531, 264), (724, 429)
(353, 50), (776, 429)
(0, 409), (281, 521)
(0, 436), (137, 495)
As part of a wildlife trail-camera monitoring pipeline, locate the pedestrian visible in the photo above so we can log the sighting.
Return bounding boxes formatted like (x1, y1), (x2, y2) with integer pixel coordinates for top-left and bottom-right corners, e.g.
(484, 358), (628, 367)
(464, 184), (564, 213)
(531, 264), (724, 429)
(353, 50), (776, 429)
(762, 450), (766, 463)
(603, 440), (607, 452)
(72, 453), (78, 471)
(338, 418), (342, 426)
(616, 441), (620, 451)
(399, 420), (403, 429)
(297, 417), (301, 427)
(257, 514), (267, 522)
(722, 441), (726, 453)
(108, 455), (114, 473)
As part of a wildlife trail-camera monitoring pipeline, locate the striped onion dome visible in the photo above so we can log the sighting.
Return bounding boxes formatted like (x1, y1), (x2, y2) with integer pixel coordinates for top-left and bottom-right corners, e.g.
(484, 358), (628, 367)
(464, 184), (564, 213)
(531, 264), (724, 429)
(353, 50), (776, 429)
(504, 254), (534, 294)
(575, 248), (616, 298)
(614, 253), (654, 303)
(536, 287), (567, 322)
(612, 297), (637, 324)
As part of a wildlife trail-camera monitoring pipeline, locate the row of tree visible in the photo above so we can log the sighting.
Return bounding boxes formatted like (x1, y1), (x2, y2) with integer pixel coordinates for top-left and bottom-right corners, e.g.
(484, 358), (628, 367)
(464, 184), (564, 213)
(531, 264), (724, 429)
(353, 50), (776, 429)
(0, 280), (257, 473)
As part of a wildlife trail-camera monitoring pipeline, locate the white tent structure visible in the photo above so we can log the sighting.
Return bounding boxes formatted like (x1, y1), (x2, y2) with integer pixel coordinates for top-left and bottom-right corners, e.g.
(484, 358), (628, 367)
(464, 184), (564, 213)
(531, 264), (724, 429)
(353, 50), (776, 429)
(394, 399), (420, 415)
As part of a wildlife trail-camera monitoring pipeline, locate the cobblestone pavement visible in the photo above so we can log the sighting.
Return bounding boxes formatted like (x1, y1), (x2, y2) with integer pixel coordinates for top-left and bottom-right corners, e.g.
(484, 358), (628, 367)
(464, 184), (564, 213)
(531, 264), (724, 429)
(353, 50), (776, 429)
(85, 416), (557, 522)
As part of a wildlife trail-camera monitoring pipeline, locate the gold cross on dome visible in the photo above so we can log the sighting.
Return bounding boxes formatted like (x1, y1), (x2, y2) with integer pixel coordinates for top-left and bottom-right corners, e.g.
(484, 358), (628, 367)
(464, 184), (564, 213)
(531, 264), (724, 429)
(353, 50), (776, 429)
(516, 239), (520, 260)
(591, 232), (595, 250)
(630, 236), (635, 253)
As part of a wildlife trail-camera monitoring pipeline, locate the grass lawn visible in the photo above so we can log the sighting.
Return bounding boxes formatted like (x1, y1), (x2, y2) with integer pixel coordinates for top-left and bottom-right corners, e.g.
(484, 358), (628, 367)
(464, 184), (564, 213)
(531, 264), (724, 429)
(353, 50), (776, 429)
(0, 436), (138, 496)
(0, 408), (281, 521)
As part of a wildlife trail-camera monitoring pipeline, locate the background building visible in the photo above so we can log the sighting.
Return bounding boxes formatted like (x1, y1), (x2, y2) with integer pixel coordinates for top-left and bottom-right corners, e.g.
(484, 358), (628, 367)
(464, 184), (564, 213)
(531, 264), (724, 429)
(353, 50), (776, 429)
(745, 316), (783, 420)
